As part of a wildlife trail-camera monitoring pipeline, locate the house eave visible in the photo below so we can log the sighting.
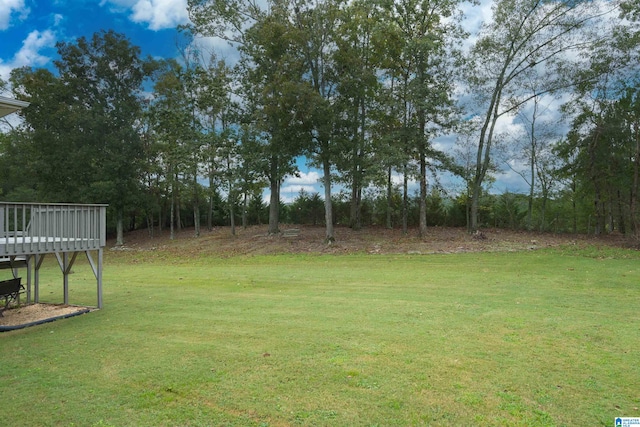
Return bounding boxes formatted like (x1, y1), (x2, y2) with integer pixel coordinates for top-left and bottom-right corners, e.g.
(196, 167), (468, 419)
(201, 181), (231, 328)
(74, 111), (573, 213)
(0, 95), (30, 118)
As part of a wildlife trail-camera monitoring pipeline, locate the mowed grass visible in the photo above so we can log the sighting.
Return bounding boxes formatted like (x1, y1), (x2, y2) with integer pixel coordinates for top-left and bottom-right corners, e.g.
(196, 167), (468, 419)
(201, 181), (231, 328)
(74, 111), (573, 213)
(1, 247), (639, 426)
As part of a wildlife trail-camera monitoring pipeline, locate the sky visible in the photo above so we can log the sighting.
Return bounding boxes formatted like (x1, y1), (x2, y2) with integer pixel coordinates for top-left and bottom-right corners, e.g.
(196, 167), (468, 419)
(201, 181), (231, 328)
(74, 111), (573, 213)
(0, 0), (190, 79)
(0, 0), (537, 202)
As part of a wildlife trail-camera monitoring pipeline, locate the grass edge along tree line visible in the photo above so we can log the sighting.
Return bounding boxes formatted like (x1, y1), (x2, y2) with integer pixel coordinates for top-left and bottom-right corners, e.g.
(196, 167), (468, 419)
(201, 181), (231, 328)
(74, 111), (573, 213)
(1, 0), (640, 242)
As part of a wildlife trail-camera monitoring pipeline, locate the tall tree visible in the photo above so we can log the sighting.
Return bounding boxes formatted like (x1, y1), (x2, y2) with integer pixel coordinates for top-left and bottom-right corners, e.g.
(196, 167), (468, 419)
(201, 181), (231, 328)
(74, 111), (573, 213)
(466, 0), (616, 231)
(235, 124), (269, 229)
(150, 59), (197, 240)
(188, 0), (308, 235)
(288, 0), (342, 242)
(558, 84), (640, 235)
(332, 0), (386, 231)
(241, 4), (312, 234)
(506, 92), (560, 230)
(377, 0), (465, 237)
(194, 54), (235, 232)
(556, 2), (640, 235)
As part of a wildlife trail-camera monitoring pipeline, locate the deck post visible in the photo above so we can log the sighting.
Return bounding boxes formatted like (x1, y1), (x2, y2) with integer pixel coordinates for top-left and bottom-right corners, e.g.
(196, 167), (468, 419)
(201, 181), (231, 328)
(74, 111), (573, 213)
(34, 257), (39, 304)
(34, 253), (46, 303)
(63, 252), (69, 305)
(97, 248), (103, 309)
(26, 255), (32, 304)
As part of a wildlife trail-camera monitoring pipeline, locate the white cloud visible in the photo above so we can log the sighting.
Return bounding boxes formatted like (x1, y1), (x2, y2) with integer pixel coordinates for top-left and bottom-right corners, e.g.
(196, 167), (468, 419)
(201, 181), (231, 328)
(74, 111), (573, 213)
(53, 13), (64, 27)
(0, 0), (29, 30)
(102, 0), (189, 31)
(132, 0), (189, 30)
(11, 30), (56, 67)
(278, 172), (323, 203)
(0, 29), (56, 81)
(493, 168), (528, 194)
(189, 36), (242, 67)
(286, 171), (321, 186)
(459, 0), (493, 51)
(390, 173), (418, 188)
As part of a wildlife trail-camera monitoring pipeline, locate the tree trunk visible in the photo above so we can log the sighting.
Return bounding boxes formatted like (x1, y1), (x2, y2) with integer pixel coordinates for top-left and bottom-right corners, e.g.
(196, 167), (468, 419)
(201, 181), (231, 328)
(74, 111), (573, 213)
(527, 102), (537, 231)
(607, 198), (614, 233)
(594, 198), (604, 235)
(418, 149), (427, 238)
(193, 174), (200, 238)
(323, 159), (334, 243)
(540, 189), (548, 233)
(466, 191), (471, 233)
(147, 212), (154, 238)
(632, 126), (640, 237)
(176, 173), (182, 234)
(230, 197), (236, 236)
(350, 183), (361, 231)
(116, 208), (124, 246)
(176, 198), (182, 232)
(350, 102), (361, 231)
(402, 74), (409, 236)
(617, 190), (625, 235)
(386, 166), (393, 229)
(242, 192), (248, 229)
(528, 154), (535, 231)
(268, 156), (280, 235)
(207, 174), (214, 231)
(402, 164), (408, 235)
(470, 179), (481, 232)
(170, 181), (175, 240)
(471, 70), (504, 232)
(571, 180), (577, 234)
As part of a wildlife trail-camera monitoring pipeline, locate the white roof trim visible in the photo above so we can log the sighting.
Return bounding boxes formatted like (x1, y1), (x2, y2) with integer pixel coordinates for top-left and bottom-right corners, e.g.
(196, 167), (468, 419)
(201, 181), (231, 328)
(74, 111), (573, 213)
(0, 95), (30, 118)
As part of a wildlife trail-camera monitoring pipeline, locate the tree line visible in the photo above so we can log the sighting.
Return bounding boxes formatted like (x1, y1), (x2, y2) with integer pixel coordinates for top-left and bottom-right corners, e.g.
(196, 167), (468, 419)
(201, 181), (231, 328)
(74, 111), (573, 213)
(0, 0), (638, 243)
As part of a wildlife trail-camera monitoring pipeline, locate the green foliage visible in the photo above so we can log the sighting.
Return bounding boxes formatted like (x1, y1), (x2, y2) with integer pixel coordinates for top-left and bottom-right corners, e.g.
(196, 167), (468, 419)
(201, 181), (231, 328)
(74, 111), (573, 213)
(488, 192), (527, 229)
(0, 130), (38, 201)
(556, 81), (640, 235)
(290, 190), (325, 225)
(376, 0), (466, 234)
(245, 191), (269, 225)
(1, 1), (636, 239)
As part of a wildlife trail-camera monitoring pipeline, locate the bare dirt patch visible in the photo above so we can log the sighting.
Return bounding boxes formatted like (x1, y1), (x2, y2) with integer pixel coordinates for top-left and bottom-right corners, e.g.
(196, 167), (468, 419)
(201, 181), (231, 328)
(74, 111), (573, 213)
(0, 304), (89, 328)
(112, 225), (633, 257)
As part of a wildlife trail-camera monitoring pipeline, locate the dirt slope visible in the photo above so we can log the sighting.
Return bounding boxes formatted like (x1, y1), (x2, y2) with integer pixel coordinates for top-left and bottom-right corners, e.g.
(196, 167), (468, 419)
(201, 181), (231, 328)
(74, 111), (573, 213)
(111, 225), (633, 256)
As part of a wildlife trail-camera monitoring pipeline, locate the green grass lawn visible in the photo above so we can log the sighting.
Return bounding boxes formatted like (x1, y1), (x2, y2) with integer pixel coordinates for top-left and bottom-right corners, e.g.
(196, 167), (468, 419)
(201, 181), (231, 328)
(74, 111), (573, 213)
(1, 247), (639, 426)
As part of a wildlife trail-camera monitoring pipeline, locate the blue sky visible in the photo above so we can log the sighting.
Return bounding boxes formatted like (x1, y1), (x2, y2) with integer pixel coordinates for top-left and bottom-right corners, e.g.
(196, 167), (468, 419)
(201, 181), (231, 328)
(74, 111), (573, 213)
(1, 0), (538, 201)
(0, 0), (330, 201)
(0, 0), (190, 80)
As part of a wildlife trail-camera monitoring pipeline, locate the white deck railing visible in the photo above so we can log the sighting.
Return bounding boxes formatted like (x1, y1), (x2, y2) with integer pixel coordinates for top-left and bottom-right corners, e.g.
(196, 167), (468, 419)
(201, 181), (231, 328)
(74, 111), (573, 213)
(0, 202), (107, 256)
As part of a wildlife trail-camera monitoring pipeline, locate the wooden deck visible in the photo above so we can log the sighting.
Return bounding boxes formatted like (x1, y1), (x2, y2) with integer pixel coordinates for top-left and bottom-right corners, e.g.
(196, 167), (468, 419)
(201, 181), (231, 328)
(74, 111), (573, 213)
(0, 203), (107, 309)
(1, 203), (105, 256)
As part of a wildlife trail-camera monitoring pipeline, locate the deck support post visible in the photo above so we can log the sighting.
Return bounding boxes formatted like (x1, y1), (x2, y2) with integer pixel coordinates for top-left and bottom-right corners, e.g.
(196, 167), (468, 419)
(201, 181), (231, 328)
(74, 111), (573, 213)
(63, 253), (69, 305)
(56, 251), (78, 306)
(34, 253), (46, 303)
(26, 255), (32, 304)
(85, 249), (103, 309)
(97, 249), (103, 309)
